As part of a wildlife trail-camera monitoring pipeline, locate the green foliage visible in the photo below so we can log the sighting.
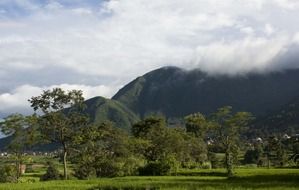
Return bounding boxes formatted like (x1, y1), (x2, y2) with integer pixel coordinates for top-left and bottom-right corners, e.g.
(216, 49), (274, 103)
(40, 162), (61, 181)
(0, 114), (40, 179)
(211, 106), (253, 176)
(243, 143), (264, 165)
(132, 116), (166, 138)
(208, 152), (224, 169)
(185, 113), (209, 138)
(0, 165), (17, 183)
(138, 160), (172, 176)
(94, 159), (121, 177)
(243, 149), (263, 165)
(265, 136), (289, 167)
(73, 163), (96, 180)
(132, 116), (208, 175)
(72, 122), (139, 178)
(0, 114), (40, 151)
(29, 88), (88, 180)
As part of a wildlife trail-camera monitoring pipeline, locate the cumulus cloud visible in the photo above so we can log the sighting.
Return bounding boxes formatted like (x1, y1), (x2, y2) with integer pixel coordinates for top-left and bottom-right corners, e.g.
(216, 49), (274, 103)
(0, 0), (299, 115)
(0, 84), (119, 116)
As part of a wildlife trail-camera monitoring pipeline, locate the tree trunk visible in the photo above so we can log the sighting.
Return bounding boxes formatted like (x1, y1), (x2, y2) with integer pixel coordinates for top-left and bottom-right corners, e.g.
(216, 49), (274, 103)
(16, 160), (20, 179)
(16, 153), (21, 180)
(225, 151), (234, 177)
(63, 146), (68, 180)
(267, 152), (271, 169)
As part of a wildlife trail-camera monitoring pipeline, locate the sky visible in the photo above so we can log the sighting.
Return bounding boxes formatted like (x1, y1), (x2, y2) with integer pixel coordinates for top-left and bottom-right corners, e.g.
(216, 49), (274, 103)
(0, 0), (299, 117)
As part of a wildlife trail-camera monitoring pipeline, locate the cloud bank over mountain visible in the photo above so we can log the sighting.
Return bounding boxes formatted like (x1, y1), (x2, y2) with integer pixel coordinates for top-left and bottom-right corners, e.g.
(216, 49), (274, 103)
(0, 0), (299, 116)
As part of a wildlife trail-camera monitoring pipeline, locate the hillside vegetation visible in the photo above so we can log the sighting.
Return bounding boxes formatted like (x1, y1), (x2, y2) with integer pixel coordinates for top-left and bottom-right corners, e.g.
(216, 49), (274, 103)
(113, 67), (299, 118)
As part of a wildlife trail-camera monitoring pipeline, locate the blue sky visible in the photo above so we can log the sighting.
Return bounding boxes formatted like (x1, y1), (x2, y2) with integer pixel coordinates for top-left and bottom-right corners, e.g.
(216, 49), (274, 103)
(0, 0), (105, 17)
(0, 0), (299, 117)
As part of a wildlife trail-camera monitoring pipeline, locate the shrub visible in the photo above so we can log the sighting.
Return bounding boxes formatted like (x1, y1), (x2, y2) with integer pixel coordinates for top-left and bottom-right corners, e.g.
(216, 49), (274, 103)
(138, 161), (171, 176)
(74, 163), (96, 180)
(121, 156), (145, 176)
(25, 164), (35, 173)
(40, 162), (61, 181)
(208, 152), (224, 169)
(243, 149), (259, 164)
(0, 165), (17, 183)
(95, 160), (120, 177)
(201, 162), (212, 169)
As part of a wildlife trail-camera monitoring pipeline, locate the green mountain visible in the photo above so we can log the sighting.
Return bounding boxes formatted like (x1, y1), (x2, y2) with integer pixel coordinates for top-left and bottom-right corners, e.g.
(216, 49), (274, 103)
(113, 67), (299, 118)
(83, 96), (139, 131)
(3, 66), (299, 150)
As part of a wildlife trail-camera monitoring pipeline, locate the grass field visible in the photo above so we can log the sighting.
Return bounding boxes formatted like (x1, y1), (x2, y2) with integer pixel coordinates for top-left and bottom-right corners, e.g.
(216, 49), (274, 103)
(0, 168), (298, 190)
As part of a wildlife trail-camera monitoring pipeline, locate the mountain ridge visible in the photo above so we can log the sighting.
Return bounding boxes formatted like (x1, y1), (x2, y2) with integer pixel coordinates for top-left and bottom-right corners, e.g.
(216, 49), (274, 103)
(113, 66), (299, 118)
(2, 66), (299, 150)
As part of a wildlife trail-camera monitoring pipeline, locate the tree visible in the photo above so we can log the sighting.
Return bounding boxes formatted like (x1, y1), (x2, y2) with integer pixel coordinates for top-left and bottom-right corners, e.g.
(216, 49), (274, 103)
(243, 146), (263, 165)
(266, 136), (288, 167)
(133, 116), (207, 174)
(132, 116), (165, 138)
(132, 116), (171, 161)
(29, 88), (88, 180)
(185, 113), (209, 138)
(211, 106), (252, 177)
(71, 121), (134, 178)
(40, 162), (61, 181)
(0, 114), (39, 180)
(184, 113), (209, 167)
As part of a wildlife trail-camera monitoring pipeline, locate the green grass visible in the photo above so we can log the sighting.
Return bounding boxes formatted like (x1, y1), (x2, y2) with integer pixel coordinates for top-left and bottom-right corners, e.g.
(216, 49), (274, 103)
(0, 168), (298, 190)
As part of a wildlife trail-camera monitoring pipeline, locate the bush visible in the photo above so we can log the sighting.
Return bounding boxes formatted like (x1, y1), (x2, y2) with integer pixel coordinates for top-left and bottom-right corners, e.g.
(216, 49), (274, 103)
(138, 161), (171, 176)
(74, 156), (144, 179)
(208, 152), (224, 169)
(95, 160), (120, 177)
(25, 164), (35, 173)
(243, 149), (259, 164)
(40, 162), (61, 181)
(0, 165), (17, 183)
(121, 156), (145, 176)
(201, 162), (212, 169)
(74, 163), (96, 180)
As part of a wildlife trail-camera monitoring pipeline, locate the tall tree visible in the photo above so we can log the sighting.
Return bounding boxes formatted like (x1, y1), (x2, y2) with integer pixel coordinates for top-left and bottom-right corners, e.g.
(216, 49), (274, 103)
(132, 116), (166, 161)
(211, 106), (252, 177)
(0, 114), (39, 179)
(184, 113), (209, 165)
(29, 88), (88, 180)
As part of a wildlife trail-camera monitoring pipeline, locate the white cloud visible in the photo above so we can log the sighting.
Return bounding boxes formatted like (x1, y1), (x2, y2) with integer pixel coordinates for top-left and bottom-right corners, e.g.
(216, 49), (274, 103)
(0, 0), (299, 115)
(264, 24), (275, 36)
(0, 84), (119, 116)
(240, 27), (255, 35)
(0, 0), (297, 77)
(193, 36), (290, 74)
(274, 0), (299, 10)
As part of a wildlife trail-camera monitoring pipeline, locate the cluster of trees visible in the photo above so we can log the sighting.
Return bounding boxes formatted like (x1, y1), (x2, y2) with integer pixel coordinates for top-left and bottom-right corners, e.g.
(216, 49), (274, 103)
(243, 135), (299, 167)
(0, 87), (297, 182)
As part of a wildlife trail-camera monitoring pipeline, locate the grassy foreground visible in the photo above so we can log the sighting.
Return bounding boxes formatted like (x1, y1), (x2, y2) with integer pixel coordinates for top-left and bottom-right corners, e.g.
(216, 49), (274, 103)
(0, 168), (298, 190)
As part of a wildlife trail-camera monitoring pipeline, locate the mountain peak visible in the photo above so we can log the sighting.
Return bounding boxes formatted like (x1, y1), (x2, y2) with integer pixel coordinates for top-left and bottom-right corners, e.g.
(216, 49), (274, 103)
(113, 67), (299, 117)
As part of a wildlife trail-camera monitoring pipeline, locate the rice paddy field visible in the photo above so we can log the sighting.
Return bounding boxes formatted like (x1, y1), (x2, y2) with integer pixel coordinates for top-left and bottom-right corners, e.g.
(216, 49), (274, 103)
(0, 168), (298, 190)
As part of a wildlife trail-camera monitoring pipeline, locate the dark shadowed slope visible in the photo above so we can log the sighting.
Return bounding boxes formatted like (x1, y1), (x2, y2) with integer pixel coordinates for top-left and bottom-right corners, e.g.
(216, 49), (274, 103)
(113, 66), (299, 118)
(253, 96), (299, 135)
